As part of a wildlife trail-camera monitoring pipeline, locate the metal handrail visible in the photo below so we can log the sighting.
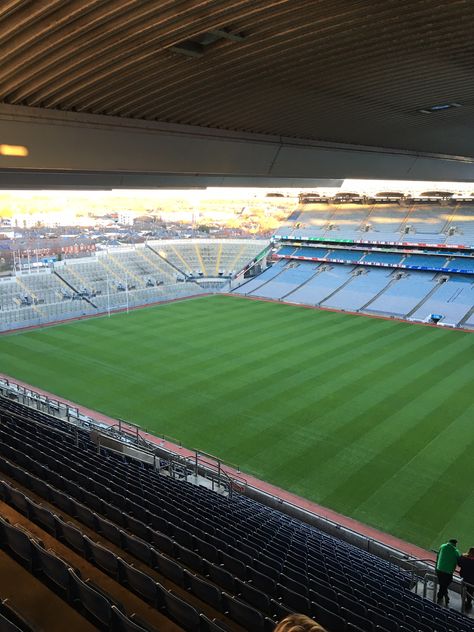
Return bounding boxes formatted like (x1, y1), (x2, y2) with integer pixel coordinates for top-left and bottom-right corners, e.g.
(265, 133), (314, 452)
(423, 572), (438, 602)
(388, 554), (437, 592)
(0, 380), (247, 495)
(461, 580), (474, 614)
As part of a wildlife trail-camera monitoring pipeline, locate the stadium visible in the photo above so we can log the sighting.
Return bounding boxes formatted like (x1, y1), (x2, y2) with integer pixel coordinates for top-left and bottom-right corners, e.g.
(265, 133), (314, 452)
(0, 3), (473, 632)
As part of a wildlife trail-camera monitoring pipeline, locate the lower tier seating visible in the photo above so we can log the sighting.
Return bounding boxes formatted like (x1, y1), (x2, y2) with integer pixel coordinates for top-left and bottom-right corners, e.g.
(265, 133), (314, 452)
(234, 260), (474, 327)
(0, 397), (472, 632)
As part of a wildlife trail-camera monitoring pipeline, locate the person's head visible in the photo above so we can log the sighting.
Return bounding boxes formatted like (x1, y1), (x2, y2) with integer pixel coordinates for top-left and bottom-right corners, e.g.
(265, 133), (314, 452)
(274, 614), (327, 632)
(448, 538), (458, 546)
(466, 547), (474, 557)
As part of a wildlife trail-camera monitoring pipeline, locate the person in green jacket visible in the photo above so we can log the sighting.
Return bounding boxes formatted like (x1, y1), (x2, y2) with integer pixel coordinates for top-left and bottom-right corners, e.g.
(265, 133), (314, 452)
(436, 538), (461, 605)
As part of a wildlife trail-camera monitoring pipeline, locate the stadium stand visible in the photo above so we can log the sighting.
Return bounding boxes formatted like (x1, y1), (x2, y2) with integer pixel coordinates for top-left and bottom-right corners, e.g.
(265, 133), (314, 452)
(0, 395), (473, 632)
(247, 263), (320, 301)
(364, 272), (440, 318)
(257, 203), (474, 328)
(278, 202), (474, 247)
(253, 251), (473, 327)
(401, 255), (448, 268)
(233, 260), (287, 296)
(361, 252), (405, 266)
(282, 265), (354, 306)
(0, 240), (268, 332)
(322, 269), (394, 312)
(410, 276), (474, 324)
(326, 250), (364, 264)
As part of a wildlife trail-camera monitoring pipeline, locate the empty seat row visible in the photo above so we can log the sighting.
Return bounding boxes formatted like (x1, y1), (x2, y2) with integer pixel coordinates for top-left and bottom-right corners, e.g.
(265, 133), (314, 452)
(0, 398), (472, 632)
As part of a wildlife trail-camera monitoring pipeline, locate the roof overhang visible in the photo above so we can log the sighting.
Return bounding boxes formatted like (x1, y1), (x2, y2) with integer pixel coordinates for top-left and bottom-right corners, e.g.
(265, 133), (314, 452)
(2, 105), (474, 188)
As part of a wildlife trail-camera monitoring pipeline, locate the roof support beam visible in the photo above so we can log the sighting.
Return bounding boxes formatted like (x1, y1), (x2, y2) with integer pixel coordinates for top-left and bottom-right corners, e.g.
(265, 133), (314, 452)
(1, 105), (474, 187)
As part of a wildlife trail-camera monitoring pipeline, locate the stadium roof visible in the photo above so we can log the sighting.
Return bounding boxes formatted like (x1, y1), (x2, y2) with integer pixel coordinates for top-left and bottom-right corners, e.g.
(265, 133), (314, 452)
(1, 1), (474, 188)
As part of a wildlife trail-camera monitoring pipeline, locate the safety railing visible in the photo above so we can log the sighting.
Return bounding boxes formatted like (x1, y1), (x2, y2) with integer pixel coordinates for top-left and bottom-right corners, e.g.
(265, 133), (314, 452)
(422, 571), (438, 602)
(461, 580), (474, 614)
(0, 377), (246, 497)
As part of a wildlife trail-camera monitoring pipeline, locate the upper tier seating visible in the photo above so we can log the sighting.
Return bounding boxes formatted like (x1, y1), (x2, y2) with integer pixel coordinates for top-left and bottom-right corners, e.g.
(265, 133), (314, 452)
(278, 203), (474, 247)
(402, 207), (450, 234)
(448, 208), (474, 241)
(366, 206), (409, 232)
(0, 397), (472, 632)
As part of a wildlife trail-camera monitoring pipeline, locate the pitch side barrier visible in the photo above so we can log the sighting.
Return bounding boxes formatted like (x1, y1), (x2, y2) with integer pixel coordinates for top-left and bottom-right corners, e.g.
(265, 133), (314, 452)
(0, 376), (450, 581)
(0, 377), (245, 497)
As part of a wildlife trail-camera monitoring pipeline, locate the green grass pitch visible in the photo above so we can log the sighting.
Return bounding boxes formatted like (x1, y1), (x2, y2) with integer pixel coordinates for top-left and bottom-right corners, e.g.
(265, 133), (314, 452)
(1, 295), (473, 550)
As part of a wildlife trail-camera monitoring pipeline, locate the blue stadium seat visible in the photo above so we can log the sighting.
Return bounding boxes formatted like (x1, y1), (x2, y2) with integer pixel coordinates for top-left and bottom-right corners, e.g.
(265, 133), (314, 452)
(0, 518), (34, 571)
(117, 559), (162, 607)
(0, 599), (34, 632)
(103, 502), (125, 527)
(0, 611), (23, 632)
(56, 519), (87, 556)
(277, 583), (311, 614)
(164, 590), (201, 631)
(317, 604), (346, 632)
(366, 608), (398, 631)
(120, 531), (153, 566)
(126, 500), (148, 524)
(173, 525), (194, 550)
(279, 573), (309, 597)
(6, 487), (29, 516)
(234, 578), (271, 615)
(177, 545), (204, 574)
(153, 550), (185, 586)
(68, 567), (112, 628)
(340, 606), (374, 632)
(246, 566), (276, 596)
(27, 500), (57, 535)
(205, 562), (235, 593)
(124, 515), (150, 541)
(219, 551), (247, 580)
(95, 514), (123, 546)
(150, 530), (176, 557)
(222, 593), (265, 631)
(338, 593), (367, 618)
(31, 540), (70, 599)
(110, 605), (150, 632)
(199, 613), (233, 631)
(194, 537), (219, 564)
(72, 501), (98, 530)
(83, 535), (120, 579)
(183, 570), (223, 611)
(253, 558), (280, 581)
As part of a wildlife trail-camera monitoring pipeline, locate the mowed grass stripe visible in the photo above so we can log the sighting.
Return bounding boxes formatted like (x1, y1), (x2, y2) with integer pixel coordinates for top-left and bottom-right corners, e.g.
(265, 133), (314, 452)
(0, 294), (472, 550)
(313, 334), (472, 499)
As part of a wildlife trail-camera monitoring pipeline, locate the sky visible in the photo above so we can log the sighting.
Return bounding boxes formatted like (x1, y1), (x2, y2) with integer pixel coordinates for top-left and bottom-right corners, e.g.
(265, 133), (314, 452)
(2, 178), (474, 200)
(1, 180), (473, 220)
